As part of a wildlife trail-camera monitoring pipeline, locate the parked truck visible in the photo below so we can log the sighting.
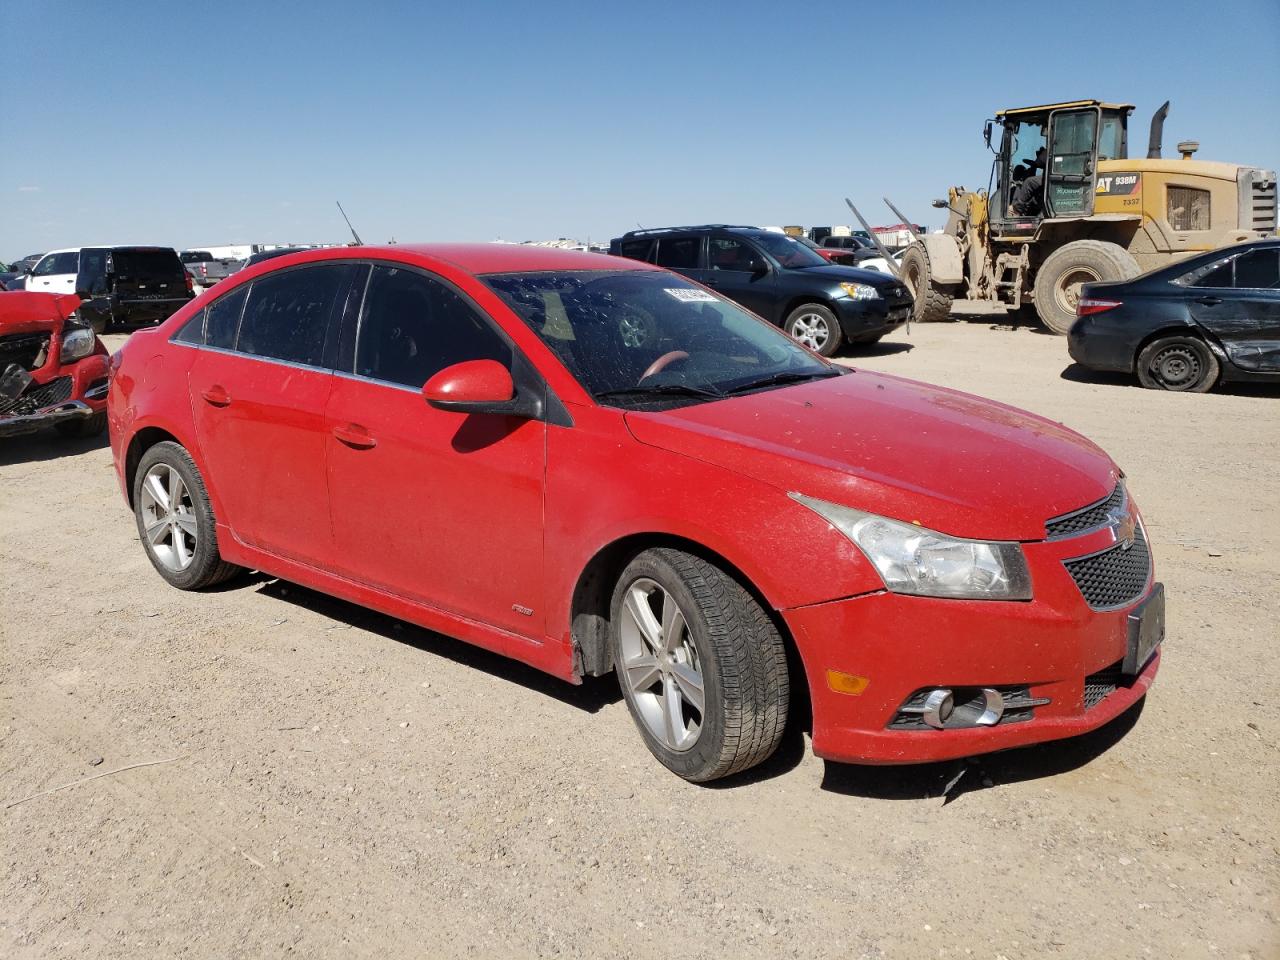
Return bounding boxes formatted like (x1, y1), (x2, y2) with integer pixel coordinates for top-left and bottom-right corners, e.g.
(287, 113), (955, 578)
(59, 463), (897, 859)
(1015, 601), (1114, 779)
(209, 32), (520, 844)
(179, 250), (243, 290)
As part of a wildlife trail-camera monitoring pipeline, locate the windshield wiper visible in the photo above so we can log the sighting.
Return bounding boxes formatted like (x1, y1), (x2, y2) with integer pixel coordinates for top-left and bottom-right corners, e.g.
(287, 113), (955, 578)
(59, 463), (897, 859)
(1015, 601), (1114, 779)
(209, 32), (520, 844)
(722, 369), (843, 395)
(594, 383), (724, 402)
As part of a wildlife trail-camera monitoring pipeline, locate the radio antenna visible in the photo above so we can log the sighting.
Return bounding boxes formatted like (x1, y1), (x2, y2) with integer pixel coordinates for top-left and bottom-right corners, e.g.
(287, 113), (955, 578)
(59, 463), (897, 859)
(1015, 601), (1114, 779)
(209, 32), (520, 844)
(336, 201), (364, 246)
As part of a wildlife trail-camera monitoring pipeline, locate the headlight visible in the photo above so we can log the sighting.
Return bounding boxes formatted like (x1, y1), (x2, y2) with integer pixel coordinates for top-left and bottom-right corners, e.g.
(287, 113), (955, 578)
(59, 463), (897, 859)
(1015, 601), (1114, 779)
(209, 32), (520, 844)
(790, 493), (1032, 600)
(838, 281), (880, 301)
(59, 320), (96, 363)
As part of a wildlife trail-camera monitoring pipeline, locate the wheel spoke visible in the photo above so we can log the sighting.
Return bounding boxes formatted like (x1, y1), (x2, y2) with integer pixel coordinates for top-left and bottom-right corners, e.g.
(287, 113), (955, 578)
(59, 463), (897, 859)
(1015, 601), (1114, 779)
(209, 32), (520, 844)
(623, 653), (662, 694)
(174, 513), (198, 537)
(661, 677), (684, 748)
(173, 527), (191, 567)
(144, 471), (170, 511)
(169, 471), (187, 511)
(660, 596), (686, 653)
(623, 585), (663, 654)
(670, 662), (704, 715)
(144, 516), (169, 545)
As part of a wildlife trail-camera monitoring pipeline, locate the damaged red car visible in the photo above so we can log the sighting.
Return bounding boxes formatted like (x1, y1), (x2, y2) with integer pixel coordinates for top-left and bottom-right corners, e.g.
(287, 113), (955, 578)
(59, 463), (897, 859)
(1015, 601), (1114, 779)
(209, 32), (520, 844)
(1, 292), (109, 439)
(108, 245), (1163, 783)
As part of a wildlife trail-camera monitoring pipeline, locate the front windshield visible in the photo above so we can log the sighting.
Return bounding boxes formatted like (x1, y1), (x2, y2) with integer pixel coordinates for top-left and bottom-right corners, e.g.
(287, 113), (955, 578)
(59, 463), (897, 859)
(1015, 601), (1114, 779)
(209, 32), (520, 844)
(482, 269), (837, 409)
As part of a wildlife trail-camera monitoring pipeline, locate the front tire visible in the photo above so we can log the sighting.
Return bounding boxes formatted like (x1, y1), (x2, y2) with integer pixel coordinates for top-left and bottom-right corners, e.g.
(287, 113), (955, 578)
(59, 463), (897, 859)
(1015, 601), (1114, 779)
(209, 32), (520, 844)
(785, 303), (843, 357)
(610, 548), (789, 782)
(899, 243), (955, 323)
(133, 441), (242, 590)
(1033, 240), (1139, 335)
(1136, 335), (1220, 392)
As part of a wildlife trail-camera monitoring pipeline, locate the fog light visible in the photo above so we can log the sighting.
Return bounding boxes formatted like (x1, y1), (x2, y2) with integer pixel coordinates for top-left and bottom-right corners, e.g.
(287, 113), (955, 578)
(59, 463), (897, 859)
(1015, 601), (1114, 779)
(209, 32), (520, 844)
(921, 687), (1004, 729)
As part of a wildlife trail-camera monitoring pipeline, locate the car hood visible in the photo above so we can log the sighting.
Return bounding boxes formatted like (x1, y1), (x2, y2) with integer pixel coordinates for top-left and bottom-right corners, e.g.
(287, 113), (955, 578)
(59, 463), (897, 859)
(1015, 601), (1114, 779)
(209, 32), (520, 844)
(791, 263), (902, 286)
(623, 370), (1119, 541)
(0, 292), (80, 335)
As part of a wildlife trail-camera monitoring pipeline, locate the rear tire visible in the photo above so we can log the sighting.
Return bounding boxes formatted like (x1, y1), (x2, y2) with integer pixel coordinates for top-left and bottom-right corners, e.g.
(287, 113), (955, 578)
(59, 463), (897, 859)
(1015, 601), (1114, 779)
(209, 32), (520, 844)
(785, 303), (843, 357)
(610, 548), (789, 782)
(899, 243), (955, 323)
(54, 411), (106, 438)
(1136, 335), (1220, 392)
(133, 441), (242, 590)
(1033, 240), (1139, 335)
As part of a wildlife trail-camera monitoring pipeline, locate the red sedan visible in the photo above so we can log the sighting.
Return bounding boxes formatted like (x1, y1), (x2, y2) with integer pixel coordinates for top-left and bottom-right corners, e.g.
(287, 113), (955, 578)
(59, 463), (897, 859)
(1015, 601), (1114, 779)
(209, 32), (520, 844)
(108, 244), (1162, 782)
(1, 291), (109, 438)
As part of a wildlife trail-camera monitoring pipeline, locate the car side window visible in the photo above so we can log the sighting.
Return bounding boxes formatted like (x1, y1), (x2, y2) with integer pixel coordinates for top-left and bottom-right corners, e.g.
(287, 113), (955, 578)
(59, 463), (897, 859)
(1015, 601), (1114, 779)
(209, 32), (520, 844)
(237, 265), (347, 366)
(31, 255), (58, 276)
(173, 308), (206, 345)
(355, 265), (512, 388)
(206, 286), (248, 350)
(708, 237), (756, 271)
(1190, 258), (1234, 288)
(654, 236), (701, 270)
(618, 239), (654, 262)
(1233, 249), (1280, 290)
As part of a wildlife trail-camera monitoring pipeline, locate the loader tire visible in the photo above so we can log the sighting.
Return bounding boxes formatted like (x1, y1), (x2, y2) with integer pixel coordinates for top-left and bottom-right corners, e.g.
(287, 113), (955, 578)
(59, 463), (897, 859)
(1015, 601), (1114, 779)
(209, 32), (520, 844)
(1033, 240), (1139, 335)
(899, 243), (955, 323)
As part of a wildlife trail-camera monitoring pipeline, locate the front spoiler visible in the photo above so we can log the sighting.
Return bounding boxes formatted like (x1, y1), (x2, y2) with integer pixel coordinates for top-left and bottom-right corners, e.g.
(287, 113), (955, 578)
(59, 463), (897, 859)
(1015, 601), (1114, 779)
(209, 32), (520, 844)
(0, 400), (96, 438)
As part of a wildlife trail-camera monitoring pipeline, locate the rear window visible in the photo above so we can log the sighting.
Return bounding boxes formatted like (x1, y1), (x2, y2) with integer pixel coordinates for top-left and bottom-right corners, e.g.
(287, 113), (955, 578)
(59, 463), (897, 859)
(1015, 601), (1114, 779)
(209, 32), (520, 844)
(654, 236), (701, 269)
(113, 249), (184, 280)
(617, 239), (654, 262)
(181, 251), (213, 263)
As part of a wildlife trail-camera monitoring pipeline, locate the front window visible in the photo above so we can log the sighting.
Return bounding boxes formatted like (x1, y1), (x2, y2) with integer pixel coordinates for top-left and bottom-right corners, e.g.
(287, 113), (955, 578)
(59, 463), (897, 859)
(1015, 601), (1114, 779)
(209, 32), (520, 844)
(746, 232), (827, 268)
(482, 269), (837, 409)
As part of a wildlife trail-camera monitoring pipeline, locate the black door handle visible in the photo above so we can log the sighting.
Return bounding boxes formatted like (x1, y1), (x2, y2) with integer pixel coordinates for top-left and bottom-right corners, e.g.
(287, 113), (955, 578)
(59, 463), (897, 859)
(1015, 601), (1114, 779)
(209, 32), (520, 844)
(1195, 296), (1223, 306)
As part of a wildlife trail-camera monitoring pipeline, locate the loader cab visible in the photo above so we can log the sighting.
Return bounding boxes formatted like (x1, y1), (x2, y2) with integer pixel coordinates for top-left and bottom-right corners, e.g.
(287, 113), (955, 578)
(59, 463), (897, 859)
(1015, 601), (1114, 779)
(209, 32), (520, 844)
(988, 100), (1133, 236)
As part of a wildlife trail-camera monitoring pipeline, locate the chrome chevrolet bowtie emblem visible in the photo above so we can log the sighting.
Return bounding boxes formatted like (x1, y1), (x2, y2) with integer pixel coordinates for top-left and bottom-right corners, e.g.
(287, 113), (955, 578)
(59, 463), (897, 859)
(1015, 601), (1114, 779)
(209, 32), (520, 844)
(1106, 504), (1136, 549)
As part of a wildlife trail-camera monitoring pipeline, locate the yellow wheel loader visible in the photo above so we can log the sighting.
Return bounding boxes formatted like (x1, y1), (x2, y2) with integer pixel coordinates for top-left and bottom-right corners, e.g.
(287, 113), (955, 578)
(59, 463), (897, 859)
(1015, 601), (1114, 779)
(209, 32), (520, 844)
(901, 100), (1277, 333)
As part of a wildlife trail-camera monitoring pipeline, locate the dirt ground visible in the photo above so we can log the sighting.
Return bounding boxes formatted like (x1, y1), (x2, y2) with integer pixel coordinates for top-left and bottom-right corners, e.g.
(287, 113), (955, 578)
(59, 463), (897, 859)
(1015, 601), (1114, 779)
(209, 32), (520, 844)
(2, 319), (1277, 960)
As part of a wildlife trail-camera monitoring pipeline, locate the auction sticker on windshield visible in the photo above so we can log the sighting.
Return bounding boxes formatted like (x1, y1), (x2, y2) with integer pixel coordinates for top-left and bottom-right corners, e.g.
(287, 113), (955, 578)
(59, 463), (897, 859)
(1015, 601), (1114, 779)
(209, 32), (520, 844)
(665, 288), (719, 303)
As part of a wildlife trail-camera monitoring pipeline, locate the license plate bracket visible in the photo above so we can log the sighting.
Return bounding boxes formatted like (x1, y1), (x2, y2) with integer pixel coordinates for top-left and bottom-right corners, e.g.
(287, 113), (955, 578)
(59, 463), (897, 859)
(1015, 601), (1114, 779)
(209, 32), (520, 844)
(1123, 582), (1164, 675)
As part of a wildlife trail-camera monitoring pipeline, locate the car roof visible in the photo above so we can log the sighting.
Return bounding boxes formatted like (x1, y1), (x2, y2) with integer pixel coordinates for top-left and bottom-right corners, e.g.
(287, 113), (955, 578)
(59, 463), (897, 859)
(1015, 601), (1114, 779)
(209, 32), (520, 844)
(263, 243), (655, 275)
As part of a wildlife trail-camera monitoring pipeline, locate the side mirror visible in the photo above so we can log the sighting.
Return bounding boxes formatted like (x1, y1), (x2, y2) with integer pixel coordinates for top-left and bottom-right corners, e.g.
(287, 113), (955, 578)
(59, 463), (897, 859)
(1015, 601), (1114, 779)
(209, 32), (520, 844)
(423, 359), (517, 415)
(983, 119), (994, 149)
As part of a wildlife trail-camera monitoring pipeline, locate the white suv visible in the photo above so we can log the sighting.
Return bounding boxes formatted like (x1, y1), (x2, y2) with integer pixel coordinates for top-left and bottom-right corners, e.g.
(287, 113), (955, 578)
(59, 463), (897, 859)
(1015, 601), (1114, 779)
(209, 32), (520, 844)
(26, 248), (82, 294)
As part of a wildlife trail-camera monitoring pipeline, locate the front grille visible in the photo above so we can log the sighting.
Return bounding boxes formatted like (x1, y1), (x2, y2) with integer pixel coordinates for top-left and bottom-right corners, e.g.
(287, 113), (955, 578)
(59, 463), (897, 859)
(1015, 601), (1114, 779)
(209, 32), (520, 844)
(1046, 484), (1124, 539)
(1062, 525), (1151, 610)
(0, 376), (74, 415)
(0, 332), (51, 372)
(1084, 660), (1125, 710)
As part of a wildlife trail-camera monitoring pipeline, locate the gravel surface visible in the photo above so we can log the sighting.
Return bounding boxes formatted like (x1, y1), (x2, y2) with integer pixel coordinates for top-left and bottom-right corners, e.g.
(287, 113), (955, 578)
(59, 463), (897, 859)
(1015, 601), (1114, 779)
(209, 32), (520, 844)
(2, 321), (1277, 959)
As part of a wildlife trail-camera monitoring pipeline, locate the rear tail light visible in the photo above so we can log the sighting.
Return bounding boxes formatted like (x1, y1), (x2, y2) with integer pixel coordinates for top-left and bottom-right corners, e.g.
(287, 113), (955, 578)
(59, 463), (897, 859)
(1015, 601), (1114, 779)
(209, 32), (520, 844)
(185, 272), (194, 293)
(1077, 297), (1122, 317)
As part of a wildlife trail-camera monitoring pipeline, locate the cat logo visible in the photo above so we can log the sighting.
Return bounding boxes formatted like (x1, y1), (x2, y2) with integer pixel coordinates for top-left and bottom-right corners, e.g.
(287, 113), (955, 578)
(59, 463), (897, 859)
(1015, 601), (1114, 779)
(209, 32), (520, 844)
(1096, 173), (1142, 196)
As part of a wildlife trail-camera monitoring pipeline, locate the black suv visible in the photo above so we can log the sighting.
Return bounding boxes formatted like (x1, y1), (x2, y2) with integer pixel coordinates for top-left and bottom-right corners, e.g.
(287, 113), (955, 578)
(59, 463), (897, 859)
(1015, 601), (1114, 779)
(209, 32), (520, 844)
(74, 247), (193, 334)
(608, 226), (911, 356)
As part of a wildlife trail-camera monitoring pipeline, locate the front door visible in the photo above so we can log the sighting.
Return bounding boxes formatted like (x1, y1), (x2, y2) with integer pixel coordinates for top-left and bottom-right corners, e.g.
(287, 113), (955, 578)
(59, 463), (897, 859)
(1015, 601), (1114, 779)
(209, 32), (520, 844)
(324, 263), (547, 636)
(187, 263), (354, 565)
(1045, 107), (1101, 218)
(1187, 246), (1280, 373)
(695, 235), (778, 321)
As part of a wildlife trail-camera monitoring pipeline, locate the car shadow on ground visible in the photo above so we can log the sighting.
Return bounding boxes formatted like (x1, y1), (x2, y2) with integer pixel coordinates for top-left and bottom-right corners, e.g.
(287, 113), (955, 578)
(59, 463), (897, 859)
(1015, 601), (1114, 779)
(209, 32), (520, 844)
(844, 340), (914, 359)
(252, 578), (623, 714)
(818, 698), (1146, 802)
(0, 429), (109, 467)
(1061, 363), (1280, 396)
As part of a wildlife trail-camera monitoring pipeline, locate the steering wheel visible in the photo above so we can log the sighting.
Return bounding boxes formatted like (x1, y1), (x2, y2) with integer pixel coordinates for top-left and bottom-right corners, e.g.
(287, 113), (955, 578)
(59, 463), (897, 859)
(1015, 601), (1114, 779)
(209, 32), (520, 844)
(639, 350), (690, 383)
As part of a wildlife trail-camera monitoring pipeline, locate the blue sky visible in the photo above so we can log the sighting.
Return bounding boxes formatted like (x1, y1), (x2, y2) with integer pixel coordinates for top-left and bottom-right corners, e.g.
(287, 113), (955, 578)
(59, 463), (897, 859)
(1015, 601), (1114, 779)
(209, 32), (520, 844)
(2, 0), (1277, 259)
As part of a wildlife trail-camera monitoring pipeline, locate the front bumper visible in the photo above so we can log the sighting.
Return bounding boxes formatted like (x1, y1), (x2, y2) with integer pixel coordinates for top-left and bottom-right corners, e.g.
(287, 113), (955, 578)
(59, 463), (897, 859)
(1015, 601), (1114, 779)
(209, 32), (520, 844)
(0, 353), (109, 438)
(833, 295), (912, 337)
(0, 399), (99, 437)
(783, 520), (1162, 765)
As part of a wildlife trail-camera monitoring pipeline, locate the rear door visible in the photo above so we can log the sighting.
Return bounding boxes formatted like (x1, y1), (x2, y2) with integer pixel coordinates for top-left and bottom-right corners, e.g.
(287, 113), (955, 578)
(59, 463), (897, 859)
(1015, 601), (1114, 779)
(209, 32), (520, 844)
(1187, 247), (1280, 372)
(187, 263), (355, 565)
(1045, 106), (1101, 218)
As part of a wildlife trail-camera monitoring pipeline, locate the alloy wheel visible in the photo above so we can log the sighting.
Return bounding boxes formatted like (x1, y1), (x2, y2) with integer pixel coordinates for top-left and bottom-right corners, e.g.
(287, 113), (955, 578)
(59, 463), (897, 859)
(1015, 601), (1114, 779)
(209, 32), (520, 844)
(139, 463), (198, 571)
(791, 313), (830, 352)
(618, 578), (705, 752)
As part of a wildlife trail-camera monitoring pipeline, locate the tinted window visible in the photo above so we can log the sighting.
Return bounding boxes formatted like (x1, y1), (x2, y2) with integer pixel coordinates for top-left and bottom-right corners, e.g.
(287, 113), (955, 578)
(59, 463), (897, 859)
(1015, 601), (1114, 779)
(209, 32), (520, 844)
(207, 287), (247, 349)
(1234, 249), (1280, 289)
(173, 309), (206, 345)
(77, 248), (110, 294)
(1187, 258), (1234, 288)
(355, 265), (511, 388)
(34, 251), (78, 276)
(708, 237), (757, 271)
(654, 236), (700, 269)
(237, 265), (346, 366)
(618, 239), (654, 262)
(112, 248), (184, 282)
(749, 232), (827, 268)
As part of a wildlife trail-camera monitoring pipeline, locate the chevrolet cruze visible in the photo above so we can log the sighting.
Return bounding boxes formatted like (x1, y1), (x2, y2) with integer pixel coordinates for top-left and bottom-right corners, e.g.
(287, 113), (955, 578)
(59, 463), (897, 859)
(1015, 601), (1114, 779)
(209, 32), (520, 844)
(108, 245), (1164, 782)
